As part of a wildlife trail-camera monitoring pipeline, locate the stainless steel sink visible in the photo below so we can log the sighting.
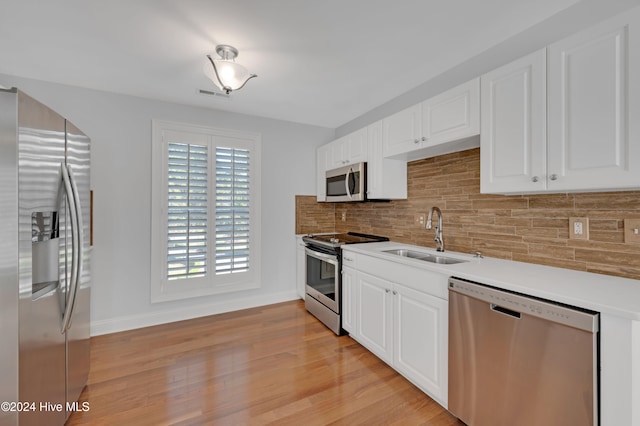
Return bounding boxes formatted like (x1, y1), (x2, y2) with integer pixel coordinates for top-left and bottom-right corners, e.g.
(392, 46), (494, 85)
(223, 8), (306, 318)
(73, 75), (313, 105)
(382, 249), (468, 264)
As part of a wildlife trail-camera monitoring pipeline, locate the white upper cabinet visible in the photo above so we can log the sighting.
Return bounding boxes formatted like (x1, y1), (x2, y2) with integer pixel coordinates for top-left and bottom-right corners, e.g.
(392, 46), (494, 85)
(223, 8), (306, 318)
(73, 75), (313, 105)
(547, 10), (640, 192)
(316, 122), (407, 201)
(422, 78), (480, 146)
(317, 128), (367, 202)
(481, 49), (547, 193)
(367, 120), (407, 200)
(482, 9), (640, 194)
(330, 127), (368, 168)
(383, 79), (480, 160)
(316, 128), (368, 201)
(316, 80), (481, 201)
(382, 103), (423, 158)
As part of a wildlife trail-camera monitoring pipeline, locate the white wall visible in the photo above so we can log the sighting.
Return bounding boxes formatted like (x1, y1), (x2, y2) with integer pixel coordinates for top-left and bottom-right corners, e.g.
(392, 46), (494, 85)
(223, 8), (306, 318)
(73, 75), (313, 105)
(0, 73), (334, 335)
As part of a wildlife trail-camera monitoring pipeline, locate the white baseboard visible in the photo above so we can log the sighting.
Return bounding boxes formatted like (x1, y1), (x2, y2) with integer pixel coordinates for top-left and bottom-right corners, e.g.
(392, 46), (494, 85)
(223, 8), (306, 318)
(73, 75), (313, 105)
(90, 290), (300, 336)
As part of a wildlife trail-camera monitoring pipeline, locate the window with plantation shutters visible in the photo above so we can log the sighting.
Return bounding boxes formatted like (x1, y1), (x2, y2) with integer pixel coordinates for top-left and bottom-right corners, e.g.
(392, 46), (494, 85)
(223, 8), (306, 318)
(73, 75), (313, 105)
(167, 143), (208, 280)
(151, 121), (261, 303)
(215, 147), (250, 274)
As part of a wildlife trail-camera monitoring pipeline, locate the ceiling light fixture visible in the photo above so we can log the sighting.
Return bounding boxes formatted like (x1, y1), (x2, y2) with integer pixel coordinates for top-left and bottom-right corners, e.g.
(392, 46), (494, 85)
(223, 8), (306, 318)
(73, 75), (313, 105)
(205, 45), (257, 95)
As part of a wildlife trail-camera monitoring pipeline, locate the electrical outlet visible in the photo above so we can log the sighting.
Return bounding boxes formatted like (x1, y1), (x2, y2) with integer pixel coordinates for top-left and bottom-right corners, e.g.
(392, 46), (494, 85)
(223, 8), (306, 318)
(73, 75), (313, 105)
(341, 211), (346, 222)
(569, 217), (589, 240)
(415, 213), (426, 227)
(624, 219), (640, 244)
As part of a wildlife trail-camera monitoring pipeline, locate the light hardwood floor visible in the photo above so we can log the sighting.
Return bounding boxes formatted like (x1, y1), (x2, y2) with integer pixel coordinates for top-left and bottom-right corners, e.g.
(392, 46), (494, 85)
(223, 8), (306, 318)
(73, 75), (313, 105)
(67, 300), (463, 425)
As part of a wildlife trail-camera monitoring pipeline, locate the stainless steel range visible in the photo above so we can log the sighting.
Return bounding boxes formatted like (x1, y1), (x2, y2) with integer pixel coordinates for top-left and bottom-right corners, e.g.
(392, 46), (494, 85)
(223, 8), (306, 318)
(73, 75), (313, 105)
(302, 232), (388, 335)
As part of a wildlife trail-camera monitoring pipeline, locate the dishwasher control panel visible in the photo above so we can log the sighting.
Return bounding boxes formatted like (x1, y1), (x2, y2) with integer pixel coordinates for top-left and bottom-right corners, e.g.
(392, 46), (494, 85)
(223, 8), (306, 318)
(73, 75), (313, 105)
(449, 277), (599, 333)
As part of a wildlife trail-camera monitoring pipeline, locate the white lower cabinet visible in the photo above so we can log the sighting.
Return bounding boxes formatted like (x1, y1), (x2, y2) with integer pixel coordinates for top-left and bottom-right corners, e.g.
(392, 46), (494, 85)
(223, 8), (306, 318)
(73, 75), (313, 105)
(356, 271), (394, 364)
(343, 251), (449, 407)
(393, 283), (447, 405)
(341, 265), (357, 334)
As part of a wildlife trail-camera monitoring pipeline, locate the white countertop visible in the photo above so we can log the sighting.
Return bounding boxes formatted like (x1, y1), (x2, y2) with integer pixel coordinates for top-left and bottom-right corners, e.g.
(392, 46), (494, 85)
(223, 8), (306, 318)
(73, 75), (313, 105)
(342, 241), (640, 321)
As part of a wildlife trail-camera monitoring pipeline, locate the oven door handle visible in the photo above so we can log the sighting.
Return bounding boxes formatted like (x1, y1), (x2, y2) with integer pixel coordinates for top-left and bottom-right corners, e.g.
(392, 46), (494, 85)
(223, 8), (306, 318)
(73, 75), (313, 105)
(305, 247), (339, 265)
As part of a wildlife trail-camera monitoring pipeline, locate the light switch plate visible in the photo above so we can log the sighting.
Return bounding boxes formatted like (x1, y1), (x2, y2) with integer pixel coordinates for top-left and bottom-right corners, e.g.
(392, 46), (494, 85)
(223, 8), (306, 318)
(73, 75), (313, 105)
(569, 217), (589, 240)
(624, 219), (640, 244)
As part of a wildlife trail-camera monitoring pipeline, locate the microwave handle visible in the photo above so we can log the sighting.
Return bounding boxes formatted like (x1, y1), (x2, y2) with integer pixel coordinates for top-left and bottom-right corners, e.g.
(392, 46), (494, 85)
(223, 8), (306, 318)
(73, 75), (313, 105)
(345, 167), (353, 199)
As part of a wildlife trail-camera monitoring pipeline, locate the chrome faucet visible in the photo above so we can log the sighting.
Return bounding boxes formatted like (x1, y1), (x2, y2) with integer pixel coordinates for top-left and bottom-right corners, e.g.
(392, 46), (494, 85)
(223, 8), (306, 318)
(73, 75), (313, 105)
(426, 206), (444, 252)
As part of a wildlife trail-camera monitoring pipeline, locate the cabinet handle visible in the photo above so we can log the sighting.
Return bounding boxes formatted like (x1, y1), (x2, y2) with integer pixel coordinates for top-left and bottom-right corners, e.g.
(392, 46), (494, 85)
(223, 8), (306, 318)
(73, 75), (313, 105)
(385, 289), (390, 293)
(392, 290), (397, 295)
(421, 136), (427, 142)
(343, 256), (353, 262)
(414, 139), (419, 144)
(550, 174), (558, 181)
(531, 176), (539, 183)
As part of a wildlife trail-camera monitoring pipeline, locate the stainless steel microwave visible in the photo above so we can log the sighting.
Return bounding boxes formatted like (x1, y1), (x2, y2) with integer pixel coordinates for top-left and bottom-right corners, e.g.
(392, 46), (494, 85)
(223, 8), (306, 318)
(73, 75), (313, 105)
(325, 162), (366, 202)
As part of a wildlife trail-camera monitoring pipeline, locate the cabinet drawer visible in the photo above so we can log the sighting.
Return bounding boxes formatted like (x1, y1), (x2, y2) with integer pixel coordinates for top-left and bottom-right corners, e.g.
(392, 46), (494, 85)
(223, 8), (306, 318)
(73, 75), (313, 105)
(341, 251), (358, 268)
(356, 254), (448, 299)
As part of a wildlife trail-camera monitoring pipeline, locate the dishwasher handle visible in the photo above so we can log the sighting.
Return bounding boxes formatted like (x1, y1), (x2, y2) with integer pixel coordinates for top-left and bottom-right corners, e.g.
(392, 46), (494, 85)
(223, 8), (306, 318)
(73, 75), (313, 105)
(448, 277), (599, 333)
(490, 304), (521, 319)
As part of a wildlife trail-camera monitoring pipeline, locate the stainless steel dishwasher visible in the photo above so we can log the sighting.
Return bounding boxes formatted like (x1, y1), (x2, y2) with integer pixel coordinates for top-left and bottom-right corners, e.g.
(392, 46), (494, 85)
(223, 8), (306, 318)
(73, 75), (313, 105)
(448, 277), (599, 426)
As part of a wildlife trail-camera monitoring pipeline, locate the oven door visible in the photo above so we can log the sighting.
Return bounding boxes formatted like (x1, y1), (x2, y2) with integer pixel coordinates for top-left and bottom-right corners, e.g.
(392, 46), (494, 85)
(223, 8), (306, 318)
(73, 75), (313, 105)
(305, 247), (340, 313)
(325, 162), (366, 202)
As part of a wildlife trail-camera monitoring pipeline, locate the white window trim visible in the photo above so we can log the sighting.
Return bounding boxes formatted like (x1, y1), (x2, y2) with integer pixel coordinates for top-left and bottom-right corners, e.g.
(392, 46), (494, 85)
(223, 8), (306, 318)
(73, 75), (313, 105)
(151, 120), (262, 303)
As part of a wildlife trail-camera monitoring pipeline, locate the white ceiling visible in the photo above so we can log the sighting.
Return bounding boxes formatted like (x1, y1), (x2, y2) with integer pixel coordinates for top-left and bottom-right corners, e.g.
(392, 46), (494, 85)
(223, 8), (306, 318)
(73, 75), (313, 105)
(0, 0), (582, 128)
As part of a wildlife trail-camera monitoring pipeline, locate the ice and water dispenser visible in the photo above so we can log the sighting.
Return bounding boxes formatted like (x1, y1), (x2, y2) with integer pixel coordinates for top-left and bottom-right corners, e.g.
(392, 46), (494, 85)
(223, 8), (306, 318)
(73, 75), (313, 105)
(31, 211), (59, 297)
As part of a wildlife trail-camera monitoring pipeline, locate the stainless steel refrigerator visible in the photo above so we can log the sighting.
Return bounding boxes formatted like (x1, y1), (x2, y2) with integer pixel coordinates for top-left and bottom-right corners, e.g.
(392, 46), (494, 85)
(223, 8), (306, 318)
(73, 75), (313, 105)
(0, 88), (91, 426)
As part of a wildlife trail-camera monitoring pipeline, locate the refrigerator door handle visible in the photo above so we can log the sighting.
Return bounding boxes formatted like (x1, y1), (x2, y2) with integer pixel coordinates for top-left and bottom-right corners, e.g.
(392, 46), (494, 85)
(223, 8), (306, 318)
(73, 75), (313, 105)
(60, 162), (79, 333)
(66, 164), (84, 328)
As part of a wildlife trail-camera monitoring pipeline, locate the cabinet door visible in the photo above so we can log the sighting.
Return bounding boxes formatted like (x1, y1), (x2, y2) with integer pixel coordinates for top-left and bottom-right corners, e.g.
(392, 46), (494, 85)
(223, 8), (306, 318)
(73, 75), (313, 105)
(393, 284), (448, 406)
(316, 144), (331, 201)
(341, 266), (357, 334)
(330, 129), (368, 168)
(367, 120), (384, 199)
(367, 120), (407, 199)
(422, 78), (480, 146)
(480, 49), (547, 194)
(346, 127), (368, 164)
(548, 10), (640, 191)
(330, 136), (347, 168)
(357, 272), (393, 364)
(382, 103), (422, 158)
